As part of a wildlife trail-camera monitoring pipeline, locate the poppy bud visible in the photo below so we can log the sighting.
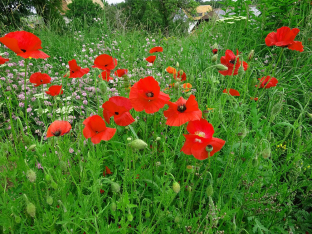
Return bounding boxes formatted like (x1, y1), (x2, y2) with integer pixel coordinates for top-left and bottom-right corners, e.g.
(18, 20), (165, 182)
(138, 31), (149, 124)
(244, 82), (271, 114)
(295, 126), (302, 137)
(26, 169), (36, 183)
(37, 107), (43, 115)
(111, 182), (120, 193)
(238, 65), (245, 76)
(145, 210), (151, 218)
(187, 186), (192, 192)
(156, 136), (161, 141)
(307, 113), (312, 119)
(46, 196), (53, 205)
(176, 62), (179, 68)
(206, 184), (213, 197)
(203, 110), (209, 119)
(178, 199), (183, 208)
(127, 213), (133, 222)
(51, 181), (58, 189)
(111, 202), (117, 211)
(15, 216), (21, 223)
(45, 174), (51, 182)
(261, 148), (271, 159)
(270, 103), (283, 119)
(248, 50), (254, 61)
(127, 137), (132, 141)
(211, 54), (218, 62)
(99, 82), (107, 94)
(129, 139), (148, 150)
(215, 64), (228, 71)
(26, 202), (36, 217)
(60, 160), (68, 172)
(185, 92), (192, 98)
(174, 82), (180, 89)
(174, 216), (181, 223)
(206, 145), (213, 152)
(212, 43), (218, 50)
(252, 157), (258, 167)
(27, 144), (36, 151)
(23, 135), (32, 145)
(172, 181), (180, 194)
(186, 165), (194, 174)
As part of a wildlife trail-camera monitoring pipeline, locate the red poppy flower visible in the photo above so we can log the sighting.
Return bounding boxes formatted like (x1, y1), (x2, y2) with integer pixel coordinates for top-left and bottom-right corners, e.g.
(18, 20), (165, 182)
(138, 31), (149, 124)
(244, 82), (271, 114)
(219, 50), (248, 76)
(129, 76), (170, 114)
(164, 95), (202, 126)
(146, 55), (156, 63)
(265, 26), (304, 52)
(103, 166), (112, 177)
(65, 59), (89, 78)
(99, 70), (113, 81)
(183, 83), (192, 92)
(166, 66), (186, 81)
(0, 56), (9, 64)
(0, 31), (49, 59)
(83, 115), (116, 144)
(212, 49), (218, 54)
(256, 76), (278, 89)
(102, 96), (135, 126)
(181, 118), (226, 160)
(46, 85), (63, 96)
(177, 70), (186, 81)
(100, 189), (105, 194)
(166, 66), (177, 75)
(149, 47), (163, 53)
(92, 54), (117, 70)
(223, 88), (240, 96)
(29, 72), (51, 87)
(46, 120), (72, 138)
(114, 69), (128, 77)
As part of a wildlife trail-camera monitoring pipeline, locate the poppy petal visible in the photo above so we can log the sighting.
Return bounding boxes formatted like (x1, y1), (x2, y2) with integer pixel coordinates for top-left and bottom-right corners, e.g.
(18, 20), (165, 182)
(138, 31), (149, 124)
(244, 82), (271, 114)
(90, 127), (116, 144)
(288, 41), (304, 52)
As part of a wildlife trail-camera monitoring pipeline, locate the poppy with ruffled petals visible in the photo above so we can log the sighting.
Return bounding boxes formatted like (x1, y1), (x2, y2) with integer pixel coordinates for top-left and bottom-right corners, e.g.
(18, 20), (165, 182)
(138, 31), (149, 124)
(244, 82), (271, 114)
(181, 119), (226, 160)
(102, 96), (135, 126)
(164, 95), (202, 126)
(223, 88), (240, 96)
(212, 49), (218, 54)
(0, 31), (49, 59)
(166, 66), (177, 75)
(30, 72), (51, 87)
(129, 76), (170, 114)
(83, 115), (116, 144)
(177, 70), (186, 81)
(265, 26), (304, 52)
(65, 59), (89, 78)
(183, 83), (192, 92)
(219, 50), (248, 76)
(46, 120), (72, 138)
(99, 70), (113, 81)
(146, 55), (156, 64)
(46, 85), (63, 96)
(256, 76), (278, 89)
(92, 54), (118, 70)
(149, 47), (163, 53)
(103, 166), (112, 177)
(0, 56), (9, 64)
(114, 69), (128, 77)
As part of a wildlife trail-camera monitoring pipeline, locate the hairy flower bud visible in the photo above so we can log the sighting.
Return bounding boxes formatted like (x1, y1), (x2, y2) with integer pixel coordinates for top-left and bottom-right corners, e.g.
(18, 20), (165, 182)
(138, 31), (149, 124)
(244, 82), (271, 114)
(215, 64), (228, 71)
(111, 182), (120, 193)
(174, 216), (181, 223)
(46, 196), (53, 205)
(45, 174), (51, 182)
(248, 50), (255, 61)
(145, 210), (151, 218)
(111, 202), (117, 211)
(174, 82), (180, 89)
(206, 184), (213, 197)
(172, 181), (180, 194)
(129, 139), (148, 150)
(176, 62), (179, 68)
(187, 186), (192, 192)
(211, 54), (218, 62)
(261, 148), (271, 159)
(238, 64), (245, 76)
(15, 216), (21, 223)
(127, 213), (134, 222)
(26, 169), (36, 183)
(27, 144), (36, 151)
(26, 202), (36, 217)
(60, 160), (68, 172)
(252, 157), (258, 167)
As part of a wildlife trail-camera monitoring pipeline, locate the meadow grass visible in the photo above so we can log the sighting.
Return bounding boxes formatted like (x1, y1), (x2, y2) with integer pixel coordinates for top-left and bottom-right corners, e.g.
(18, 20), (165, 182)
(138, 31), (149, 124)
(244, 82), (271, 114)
(0, 16), (312, 234)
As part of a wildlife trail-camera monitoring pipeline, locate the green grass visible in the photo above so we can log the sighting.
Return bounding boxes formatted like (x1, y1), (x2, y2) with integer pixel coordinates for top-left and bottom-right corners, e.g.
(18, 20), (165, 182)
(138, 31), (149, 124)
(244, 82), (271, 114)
(0, 16), (312, 234)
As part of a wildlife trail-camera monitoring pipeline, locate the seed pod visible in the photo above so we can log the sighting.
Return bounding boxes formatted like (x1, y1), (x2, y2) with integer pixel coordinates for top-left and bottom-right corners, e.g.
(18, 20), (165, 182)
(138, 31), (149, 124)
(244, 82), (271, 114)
(111, 182), (120, 193)
(46, 196), (53, 205)
(110, 202), (117, 211)
(215, 64), (228, 71)
(129, 139), (148, 150)
(127, 213), (133, 222)
(206, 184), (213, 197)
(211, 54), (218, 62)
(172, 181), (180, 194)
(26, 202), (36, 217)
(186, 165), (194, 174)
(206, 145), (213, 153)
(26, 169), (36, 183)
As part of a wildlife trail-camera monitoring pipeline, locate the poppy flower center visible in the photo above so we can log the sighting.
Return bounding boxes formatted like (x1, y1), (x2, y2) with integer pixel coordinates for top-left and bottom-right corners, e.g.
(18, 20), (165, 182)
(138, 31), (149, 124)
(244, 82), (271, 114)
(21, 49), (27, 52)
(71, 70), (75, 73)
(146, 92), (154, 98)
(53, 130), (61, 136)
(195, 131), (205, 138)
(177, 104), (187, 113)
(115, 112), (119, 115)
(229, 59), (236, 64)
(40, 79), (43, 82)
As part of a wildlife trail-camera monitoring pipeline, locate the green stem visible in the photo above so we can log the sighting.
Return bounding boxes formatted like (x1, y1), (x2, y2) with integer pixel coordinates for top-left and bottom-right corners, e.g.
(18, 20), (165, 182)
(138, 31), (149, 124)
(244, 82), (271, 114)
(24, 59), (29, 133)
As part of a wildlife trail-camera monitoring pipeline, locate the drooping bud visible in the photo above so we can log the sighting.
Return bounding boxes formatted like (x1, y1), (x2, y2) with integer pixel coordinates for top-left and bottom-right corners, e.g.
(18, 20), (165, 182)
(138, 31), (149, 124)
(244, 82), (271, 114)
(26, 169), (36, 183)
(59, 160), (68, 172)
(261, 147), (271, 159)
(248, 50), (254, 61)
(174, 216), (181, 223)
(215, 64), (228, 71)
(270, 103), (283, 122)
(110, 202), (117, 211)
(176, 62), (179, 68)
(186, 165), (194, 174)
(211, 54), (218, 62)
(129, 139), (148, 150)
(15, 216), (21, 223)
(45, 174), (51, 182)
(295, 126), (302, 137)
(206, 184), (213, 197)
(187, 186), (192, 192)
(212, 43), (218, 50)
(156, 137), (161, 141)
(127, 213), (134, 222)
(206, 145), (213, 153)
(252, 157), (258, 167)
(111, 182), (120, 193)
(185, 92), (192, 98)
(26, 202), (36, 217)
(237, 64), (245, 76)
(27, 144), (36, 151)
(51, 181), (58, 189)
(174, 82), (180, 89)
(145, 210), (151, 218)
(46, 196), (53, 205)
(172, 181), (180, 194)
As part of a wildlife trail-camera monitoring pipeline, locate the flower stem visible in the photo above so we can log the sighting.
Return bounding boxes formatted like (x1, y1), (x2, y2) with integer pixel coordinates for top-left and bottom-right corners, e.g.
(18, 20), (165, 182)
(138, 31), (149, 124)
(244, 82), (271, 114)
(24, 59), (29, 133)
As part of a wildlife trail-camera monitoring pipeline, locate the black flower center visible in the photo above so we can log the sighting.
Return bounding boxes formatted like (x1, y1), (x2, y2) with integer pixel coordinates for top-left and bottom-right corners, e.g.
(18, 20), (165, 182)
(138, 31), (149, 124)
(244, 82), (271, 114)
(53, 130), (61, 136)
(146, 92), (154, 98)
(115, 112), (119, 115)
(71, 70), (75, 73)
(177, 104), (186, 113)
(40, 79), (43, 82)
(229, 59), (235, 64)
(21, 49), (26, 52)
